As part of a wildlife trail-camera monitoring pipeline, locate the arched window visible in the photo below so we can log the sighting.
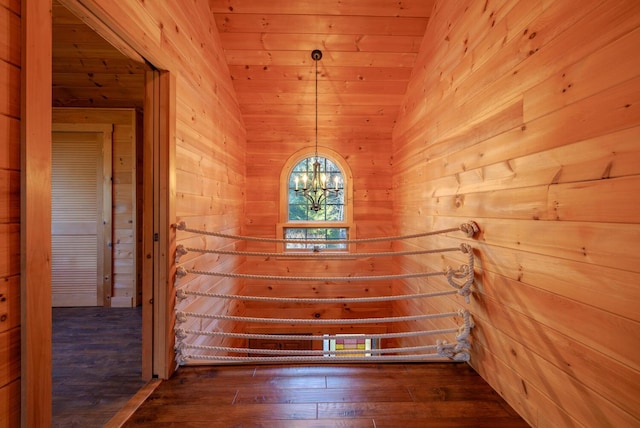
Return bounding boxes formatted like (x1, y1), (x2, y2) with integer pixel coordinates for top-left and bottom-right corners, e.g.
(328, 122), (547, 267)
(279, 148), (354, 252)
(288, 156), (344, 221)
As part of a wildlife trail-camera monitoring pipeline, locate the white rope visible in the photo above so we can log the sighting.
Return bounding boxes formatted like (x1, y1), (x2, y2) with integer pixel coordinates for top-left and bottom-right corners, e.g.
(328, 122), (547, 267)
(176, 265), (466, 283)
(176, 310), (460, 325)
(177, 353), (452, 364)
(176, 288), (458, 304)
(455, 310), (474, 341)
(445, 243), (475, 303)
(175, 220), (480, 243)
(176, 342), (448, 356)
(175, 244), (462, 262)
(436, 339), (471, 362)
(174, 327), (461, 342)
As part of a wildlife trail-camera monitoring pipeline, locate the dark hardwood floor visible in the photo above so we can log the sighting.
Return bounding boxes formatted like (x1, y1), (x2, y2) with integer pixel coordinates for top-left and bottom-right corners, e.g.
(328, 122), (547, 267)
(123, 363), (530, 427)
(52, 308), (529, 427)
(53, 306), (147, 428)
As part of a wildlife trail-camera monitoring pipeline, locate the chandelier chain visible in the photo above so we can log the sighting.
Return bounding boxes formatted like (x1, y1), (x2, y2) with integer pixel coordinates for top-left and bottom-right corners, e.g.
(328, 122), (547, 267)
(315, 50), (319, 159)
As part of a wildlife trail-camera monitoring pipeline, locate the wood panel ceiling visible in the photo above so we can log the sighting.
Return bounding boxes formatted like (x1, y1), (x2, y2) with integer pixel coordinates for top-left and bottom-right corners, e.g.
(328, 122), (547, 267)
(210, 0), (434, 144)
(52, 1), (146, 109)
(51, 1), (434, 137)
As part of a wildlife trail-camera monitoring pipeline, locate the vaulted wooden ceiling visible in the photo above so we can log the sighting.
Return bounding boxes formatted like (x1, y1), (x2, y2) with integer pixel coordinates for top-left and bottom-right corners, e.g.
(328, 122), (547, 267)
(211, 0), (434, 143)
(52, 1), (435, 138)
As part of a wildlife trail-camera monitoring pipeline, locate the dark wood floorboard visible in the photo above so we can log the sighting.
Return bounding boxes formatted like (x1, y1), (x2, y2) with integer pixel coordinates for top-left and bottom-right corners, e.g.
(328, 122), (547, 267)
(53, 306), (147, 428)
(123, 363), (530, 427)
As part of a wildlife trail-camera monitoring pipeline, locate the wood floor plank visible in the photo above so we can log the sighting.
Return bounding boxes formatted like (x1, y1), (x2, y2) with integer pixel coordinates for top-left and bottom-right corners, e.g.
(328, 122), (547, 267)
(234, 386), (414, 404)
(371, 418), (530, 428)
(317, 400), (515, 419)
(128, 403), (319, 423)
(124, 419), (376, 428)
(254, 364), (381, 376)
(402, 362), (481, 376)
(325, 373), (480, 389)
(407, 383), (505, 402)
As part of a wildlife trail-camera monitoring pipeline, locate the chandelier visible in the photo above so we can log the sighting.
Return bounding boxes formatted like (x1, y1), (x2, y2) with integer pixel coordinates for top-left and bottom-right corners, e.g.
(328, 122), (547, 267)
(293, 49), (340, 211)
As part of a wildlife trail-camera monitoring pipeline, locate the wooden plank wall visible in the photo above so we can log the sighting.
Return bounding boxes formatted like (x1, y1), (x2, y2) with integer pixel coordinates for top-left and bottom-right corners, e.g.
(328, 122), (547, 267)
(52, 108), (141, 307)
(240, 144), (396, 327)
(58, 0), (249, 361)
(0, 0), (21, 425)
(391, 0), (640, 427)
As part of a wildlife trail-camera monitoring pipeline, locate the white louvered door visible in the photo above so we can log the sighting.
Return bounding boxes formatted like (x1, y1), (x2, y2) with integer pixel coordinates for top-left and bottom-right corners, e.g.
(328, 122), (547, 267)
(51, 125), (112, 307)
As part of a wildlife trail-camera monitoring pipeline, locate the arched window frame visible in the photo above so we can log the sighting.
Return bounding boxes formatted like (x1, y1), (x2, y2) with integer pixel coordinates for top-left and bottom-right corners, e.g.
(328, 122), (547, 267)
(278, 147), (354, 253)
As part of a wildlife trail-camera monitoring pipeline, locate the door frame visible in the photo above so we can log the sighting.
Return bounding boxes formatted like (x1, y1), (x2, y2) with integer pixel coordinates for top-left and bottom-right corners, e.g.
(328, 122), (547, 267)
(21, 2), (53, 426)
(143, 69), (177, 379)
(21, 0), (175, 424)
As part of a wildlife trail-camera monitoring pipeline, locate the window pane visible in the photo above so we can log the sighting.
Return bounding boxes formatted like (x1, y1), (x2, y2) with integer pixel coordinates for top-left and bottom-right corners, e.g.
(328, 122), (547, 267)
(325, 190), (343, 205)
(288, 188), (299, 202)
(289, 205), (308, 221)
(324, 204), (343, 221)
(306, 207), (325, 222)
(285, 228), (348, 251)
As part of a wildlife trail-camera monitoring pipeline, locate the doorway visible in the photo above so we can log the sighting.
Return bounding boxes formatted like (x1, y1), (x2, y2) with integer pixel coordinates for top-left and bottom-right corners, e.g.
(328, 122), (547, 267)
(50, 2), (150, 425)
(21, 0), (175, 423)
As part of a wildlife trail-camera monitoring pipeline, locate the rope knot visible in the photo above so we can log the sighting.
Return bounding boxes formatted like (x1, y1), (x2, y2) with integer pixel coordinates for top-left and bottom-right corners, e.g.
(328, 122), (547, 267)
(446, 246), (474, 303)
(176, 221), (187, 231)
(176, 288), (188, 301)
(175, 245), (188, 263)
(460, 221), (480, 238)
(176, 266), (188, 278)
(452, 350), (471, 361)
(459, 243), (472, 254)
(175, 352), (188, 366)
(437, 340), (456, 359)
(176, 312), (188, 324)
(175, 266), (188, 287)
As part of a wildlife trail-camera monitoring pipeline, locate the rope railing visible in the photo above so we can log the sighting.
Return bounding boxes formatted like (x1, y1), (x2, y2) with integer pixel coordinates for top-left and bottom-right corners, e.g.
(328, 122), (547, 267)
(175, 245), (463, 263)
(177, 342), (446, 356)
(174, 327), (461, 342)
(176, 310), (461, 325)
(176, 288), (459, 304)
(175, 220), (480, 243)
(176, 354), (462, 364)
(175, 243), (475, 302)
(175, 309), (472, 344)
(176, 265), (467, 283)
(175, 338), (473, 364)
(173, 220), (479, 365)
